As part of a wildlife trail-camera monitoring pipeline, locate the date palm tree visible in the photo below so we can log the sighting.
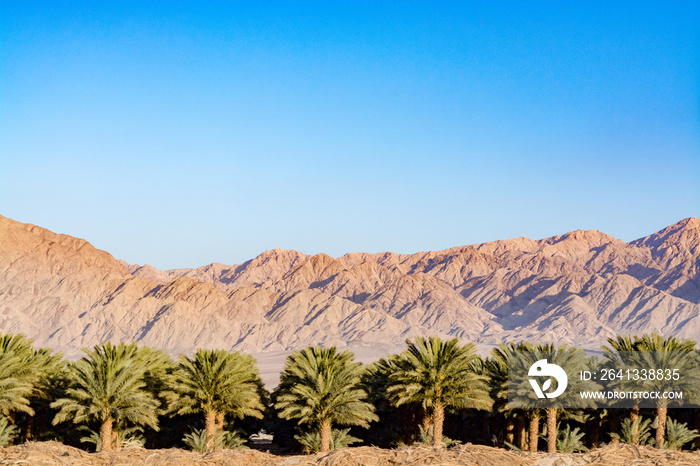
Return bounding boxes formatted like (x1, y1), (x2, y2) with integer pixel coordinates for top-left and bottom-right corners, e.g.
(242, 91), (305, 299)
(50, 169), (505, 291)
(508, 344), (599, 453)
(487, 342), (534, 450)
(51, 342), (163, 451)
(361, 354), (420, 446)
(0, 333), (64, 442)
(388, 336), (492, 447)
(634, 333), (698, 448)
(165, 349), (265, 446)
(603, 335), (645, 444)
(274, 346), (377, 452)
(492, 342), (542, 451)
(19, 347), (65, 441)
(0, 334), (37, 419)
(604, 333), (699, 448)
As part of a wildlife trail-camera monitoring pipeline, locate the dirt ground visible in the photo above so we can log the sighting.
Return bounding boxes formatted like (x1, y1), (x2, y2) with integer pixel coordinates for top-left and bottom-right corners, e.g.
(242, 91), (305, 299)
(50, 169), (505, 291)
(1, 441), (699, 465)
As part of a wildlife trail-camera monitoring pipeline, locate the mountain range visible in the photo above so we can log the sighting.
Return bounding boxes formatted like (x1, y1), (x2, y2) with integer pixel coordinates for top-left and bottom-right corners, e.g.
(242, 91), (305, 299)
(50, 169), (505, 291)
(1, 214), (698, 362)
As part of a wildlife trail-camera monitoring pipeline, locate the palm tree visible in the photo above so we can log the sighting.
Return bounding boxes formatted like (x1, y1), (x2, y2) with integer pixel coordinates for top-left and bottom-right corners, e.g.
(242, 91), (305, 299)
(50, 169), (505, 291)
(634, 333), (698, 448)
(165, 349), (265, 446)
(508, 343), (599, 453)
(0, 333), (65, 443)
(528, 410), (542, 452)
(604, 333), (699, 448)
(0, 335), (64, 394)
(51, 342), (162, 451)
(486, 342), (534, 450)
(0, 416), (19, 447)
(388, 336), (492, 448)
(20, 347), (65, 440)
(0, 334), (37, 419)
(274, 346), (377, 452)
(131, 345), (175, 409)
(579, 356), (607, 449)
(361, 354), (420, 446)
(603, 335), (645, 444)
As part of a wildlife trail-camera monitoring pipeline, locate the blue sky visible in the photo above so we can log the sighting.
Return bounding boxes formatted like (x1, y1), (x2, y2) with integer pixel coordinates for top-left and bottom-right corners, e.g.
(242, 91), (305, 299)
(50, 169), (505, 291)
(1, 1), (698, 269)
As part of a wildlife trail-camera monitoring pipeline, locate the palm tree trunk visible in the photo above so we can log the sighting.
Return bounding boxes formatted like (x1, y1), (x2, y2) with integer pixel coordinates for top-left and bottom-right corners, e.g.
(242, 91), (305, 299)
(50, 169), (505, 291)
(630, 403), (640, 444)
(517, 416), (527, 450)
(320, 421), (332, 452)
(655, 403), (667, 449)
(215, 412), (225, 435)
(546, 408), (557, 453)
(481, 416), (490, 443)
(24, 414), (33, 441)
(610, 409), (620, 444)
(100, 419), (113, 452)
(433, 404), (444, 448)
(421, 410), (432, 442)
(205, 411), (217, 450)
(403, 409), (417, 445)
(590, 419), (600, 449)
(506, 416), (515, 445)
(529, 412), (540, 452)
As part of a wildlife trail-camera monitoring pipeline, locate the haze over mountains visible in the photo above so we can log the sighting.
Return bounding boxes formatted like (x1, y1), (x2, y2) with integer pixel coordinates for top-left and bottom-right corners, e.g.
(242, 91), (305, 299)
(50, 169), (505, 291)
(1, 214), (698, 361)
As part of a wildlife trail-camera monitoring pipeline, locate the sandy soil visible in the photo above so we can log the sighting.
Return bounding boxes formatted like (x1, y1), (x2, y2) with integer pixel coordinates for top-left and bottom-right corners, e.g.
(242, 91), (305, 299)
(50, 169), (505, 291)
(2, 441), (700, 465)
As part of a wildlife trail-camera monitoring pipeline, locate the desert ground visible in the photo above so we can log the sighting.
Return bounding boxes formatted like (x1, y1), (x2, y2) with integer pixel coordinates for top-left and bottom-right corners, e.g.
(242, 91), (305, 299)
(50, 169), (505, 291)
(2, 442), (700, 466)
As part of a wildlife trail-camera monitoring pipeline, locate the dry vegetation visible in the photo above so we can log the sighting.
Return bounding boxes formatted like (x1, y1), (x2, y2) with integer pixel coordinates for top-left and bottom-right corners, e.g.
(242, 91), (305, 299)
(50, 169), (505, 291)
(2, 442), (700, 466)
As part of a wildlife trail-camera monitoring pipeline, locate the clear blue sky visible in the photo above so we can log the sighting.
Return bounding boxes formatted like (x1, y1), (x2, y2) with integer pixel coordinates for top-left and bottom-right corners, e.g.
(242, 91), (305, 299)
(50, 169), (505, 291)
(1, 1), (698, 269)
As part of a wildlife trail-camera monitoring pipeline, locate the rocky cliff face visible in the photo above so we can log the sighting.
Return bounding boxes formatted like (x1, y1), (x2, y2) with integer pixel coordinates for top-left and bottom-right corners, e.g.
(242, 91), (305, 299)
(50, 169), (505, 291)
(1, 214), (698, 358)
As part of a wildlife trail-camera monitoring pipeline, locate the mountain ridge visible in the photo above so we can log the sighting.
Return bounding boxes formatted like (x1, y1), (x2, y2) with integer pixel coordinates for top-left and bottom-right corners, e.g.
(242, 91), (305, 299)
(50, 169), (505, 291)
(1, 214), (698, 361)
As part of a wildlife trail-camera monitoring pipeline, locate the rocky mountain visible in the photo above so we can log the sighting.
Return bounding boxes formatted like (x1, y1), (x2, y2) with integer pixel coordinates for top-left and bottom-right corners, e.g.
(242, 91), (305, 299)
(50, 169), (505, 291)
(1, 214), (699, 362)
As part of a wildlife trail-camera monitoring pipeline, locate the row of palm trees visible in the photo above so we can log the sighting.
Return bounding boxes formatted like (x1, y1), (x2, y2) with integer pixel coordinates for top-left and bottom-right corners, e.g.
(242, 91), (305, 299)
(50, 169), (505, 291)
(484, 335), (700, 453)
(0, 332), (698, 453)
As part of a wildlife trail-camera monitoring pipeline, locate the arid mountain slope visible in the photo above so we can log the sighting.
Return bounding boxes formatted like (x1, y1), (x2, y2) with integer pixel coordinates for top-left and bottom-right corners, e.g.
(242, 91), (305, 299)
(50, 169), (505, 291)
(1, 214), (698, 360)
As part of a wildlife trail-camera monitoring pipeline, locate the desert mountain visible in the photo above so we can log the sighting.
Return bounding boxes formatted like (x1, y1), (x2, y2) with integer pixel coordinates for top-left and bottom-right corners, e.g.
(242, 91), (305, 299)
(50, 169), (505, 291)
(1, 214), (699, 362)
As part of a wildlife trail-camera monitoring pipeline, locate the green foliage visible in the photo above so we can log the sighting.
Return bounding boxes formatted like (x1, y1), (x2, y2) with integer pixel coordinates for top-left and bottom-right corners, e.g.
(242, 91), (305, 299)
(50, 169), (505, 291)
(131, 346), (176, 409)
(603, 334), (699, 401)
(387, 337), (492, 447)
(51, 342), (164, 450)
(610, 417), (653, 445)
(220, 430), (248, 449)
(1, 330), (697, 453)
(0, 416), (19, 447)
(274, 345), (377, 451)
(664, 418), (699, 451)
(486, 342), (539, 451)
(554, 424), (588, 453)
(604, 333), (699, 448)
(361, 355), (402, 413)
(182, 428), (247, 453)
(388, 337), (493, 413)
(0, 333), (62, 417)
(79, 425), (146, 450)
(486, 342), (533, 411)
(0, 333), (66, 444)
(183, 428), (210, 453)
(633, 335), (699, 405)
(508, 343), (600, 411)
(507, 344), (601, 452)
(417, 424), (461, 448)
(294, 427), (361, 453)
(165, 349), (265, 422)
(360, 355), (421, 448)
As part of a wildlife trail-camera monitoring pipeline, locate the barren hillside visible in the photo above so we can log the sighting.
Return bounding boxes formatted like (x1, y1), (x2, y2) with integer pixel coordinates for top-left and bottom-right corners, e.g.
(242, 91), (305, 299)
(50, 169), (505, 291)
(1, 214), (698, 363)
